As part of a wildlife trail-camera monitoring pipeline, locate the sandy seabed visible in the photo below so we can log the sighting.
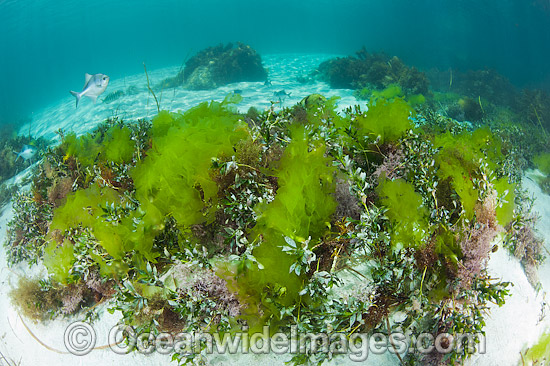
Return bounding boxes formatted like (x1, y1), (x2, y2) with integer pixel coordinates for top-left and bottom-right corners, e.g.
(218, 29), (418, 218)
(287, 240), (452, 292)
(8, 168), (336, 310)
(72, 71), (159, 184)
(0, 54), (548, 366)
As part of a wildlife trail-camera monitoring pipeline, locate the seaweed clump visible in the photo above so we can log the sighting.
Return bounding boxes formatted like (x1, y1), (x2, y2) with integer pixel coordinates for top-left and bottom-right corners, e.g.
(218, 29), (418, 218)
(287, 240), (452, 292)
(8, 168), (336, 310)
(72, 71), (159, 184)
(426, 67), (550, 141)
(10, 272), (114, 321)
(160, 43), (267, 90)
(521, 330), (550, 364)
(317, 47), (430, 99)
(531, 152), (550, 194)
(220, 125), (337, 329)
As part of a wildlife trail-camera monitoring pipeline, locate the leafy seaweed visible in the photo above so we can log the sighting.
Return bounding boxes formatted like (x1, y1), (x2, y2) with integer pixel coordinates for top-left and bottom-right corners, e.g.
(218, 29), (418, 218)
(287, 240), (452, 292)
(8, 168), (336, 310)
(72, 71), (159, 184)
(61, 124), (136, 167)
(433, 128), (504, 220)
(43, 239), (75, 284)
(3, 92), (528, 366)
(223, 125), (336, 328)
(62, 132), (101, 167)
(354, 98), (413, 144)
(376, 177), (429, 249)
(103, 125), (135, 163)
(132, 97), (248, 233)
(523, 330), (550, 364)
(534, 152), (550, 175)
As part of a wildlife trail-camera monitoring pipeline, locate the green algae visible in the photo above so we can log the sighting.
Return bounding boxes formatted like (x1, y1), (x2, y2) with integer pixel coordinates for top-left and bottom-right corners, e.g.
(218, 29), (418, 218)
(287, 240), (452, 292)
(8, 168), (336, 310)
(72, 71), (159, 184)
(221, 125), (337, 329)
(433, 128), (509, 220)
(46, 95), (249, 281)
(103, 125), (135, 163)
(494, 177), (516, 227)
(45, 183), (138, 280)
(62, 124), (136, 167)
(523, 330), (550, 365)
(43, 239), (75, 284)
(132, 96), (248, 233)
(376, 177), (429, 249)
(355, 97), (413, 144)
(533, 152), (550, 175)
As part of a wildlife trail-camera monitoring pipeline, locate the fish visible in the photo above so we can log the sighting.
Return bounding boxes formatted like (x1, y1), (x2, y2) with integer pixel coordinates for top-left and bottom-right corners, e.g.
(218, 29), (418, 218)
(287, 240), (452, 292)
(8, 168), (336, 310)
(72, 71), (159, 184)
(103, 90), (124, 104)
(70, 73), (110, 108)
(274, 90), (291, 98)
(14, 144), (37, 162)
(274, 90), (291, 104)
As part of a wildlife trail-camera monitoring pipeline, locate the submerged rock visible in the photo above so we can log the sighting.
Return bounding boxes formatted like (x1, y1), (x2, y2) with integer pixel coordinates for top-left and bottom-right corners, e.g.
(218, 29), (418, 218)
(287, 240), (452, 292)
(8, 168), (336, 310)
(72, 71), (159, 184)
(160, 42), (268, 90)
(184, 65), (217, 90)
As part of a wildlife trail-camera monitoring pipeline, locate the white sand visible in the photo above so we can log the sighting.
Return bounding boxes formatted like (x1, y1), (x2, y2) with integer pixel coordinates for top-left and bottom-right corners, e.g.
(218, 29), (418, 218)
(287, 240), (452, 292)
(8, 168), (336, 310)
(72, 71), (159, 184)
(468, 175), (550, 366)
(1, 54), (549, 366)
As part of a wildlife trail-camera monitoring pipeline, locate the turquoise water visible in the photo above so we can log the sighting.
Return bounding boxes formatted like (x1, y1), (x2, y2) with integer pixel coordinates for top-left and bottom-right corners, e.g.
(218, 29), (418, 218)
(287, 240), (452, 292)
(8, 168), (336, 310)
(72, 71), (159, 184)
(0, 0), (549, 125)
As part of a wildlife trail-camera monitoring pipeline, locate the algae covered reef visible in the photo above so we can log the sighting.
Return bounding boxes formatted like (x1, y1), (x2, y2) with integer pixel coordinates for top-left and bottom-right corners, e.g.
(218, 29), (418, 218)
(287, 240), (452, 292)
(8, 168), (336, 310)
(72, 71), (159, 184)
(316, 47), (550, 133)
(3, 88), (547, 365)
(159, 42), (268, 90)
(315, 47), (430, 103)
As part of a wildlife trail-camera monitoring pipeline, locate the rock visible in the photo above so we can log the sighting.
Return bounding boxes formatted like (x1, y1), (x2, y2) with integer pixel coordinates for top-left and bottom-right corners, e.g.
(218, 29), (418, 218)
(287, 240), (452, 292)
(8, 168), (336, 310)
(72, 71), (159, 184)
(159, 42), (267, 90)
(185, 65), (217, 90)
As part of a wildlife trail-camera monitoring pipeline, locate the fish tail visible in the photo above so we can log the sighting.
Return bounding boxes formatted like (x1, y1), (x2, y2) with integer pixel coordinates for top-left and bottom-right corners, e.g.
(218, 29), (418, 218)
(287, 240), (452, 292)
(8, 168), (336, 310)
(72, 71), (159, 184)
(70, 91), (81, 108)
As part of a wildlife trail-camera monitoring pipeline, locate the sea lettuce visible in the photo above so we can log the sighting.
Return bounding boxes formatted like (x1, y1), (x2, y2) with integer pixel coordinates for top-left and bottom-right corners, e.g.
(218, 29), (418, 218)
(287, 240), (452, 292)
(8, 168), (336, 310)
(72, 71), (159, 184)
(494, 177), (516, 227)
(533, 152), (550, 175)
(46, 97), (250, 281)
(376, 177), (429, 249)
(223, 125), (337, 328)
(433, 128), (504, 220)
(61, 125), (135, 166)
(43, 239), (75, 284)
(103, 125), (134, 163)
(48, 184), (133, 261)
(62, 132), (102, 167)
(131, 98), (248, 232)
(354, 97), (413, 144)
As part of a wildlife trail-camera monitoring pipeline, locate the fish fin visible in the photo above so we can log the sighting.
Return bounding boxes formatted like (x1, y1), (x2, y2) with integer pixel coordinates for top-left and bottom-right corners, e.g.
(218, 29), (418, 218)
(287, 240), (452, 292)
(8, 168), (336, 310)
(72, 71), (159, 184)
(85, 73), (93, 84)
(70, 90), (81, 108)
(90, 95), (98, 104)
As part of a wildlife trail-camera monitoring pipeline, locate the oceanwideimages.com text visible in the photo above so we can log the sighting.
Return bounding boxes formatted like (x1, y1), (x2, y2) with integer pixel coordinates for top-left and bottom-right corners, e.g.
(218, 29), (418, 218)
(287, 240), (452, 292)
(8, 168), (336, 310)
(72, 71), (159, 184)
(64, 322), (486, 361)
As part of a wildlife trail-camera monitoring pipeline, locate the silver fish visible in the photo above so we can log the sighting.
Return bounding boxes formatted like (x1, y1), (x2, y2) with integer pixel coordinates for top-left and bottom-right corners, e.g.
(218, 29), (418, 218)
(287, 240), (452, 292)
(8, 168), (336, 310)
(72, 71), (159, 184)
(274, 90), (291, 104)
(70, 73), (110, 108)
(15, 145), (37, 162)
(274, 90), (291, 98)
